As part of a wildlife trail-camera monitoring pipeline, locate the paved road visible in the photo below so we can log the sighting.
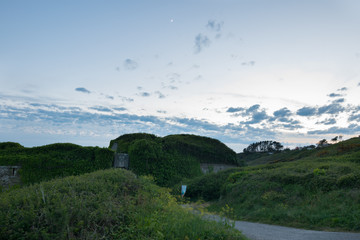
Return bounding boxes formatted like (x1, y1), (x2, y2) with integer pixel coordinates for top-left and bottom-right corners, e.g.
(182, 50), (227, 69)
(203, 214), (360, 240)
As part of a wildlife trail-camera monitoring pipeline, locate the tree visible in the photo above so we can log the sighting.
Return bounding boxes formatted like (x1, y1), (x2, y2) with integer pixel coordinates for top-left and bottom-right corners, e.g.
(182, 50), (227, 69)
(331, 136), (338, 143)
(243, 140), (283, 153)
(317, 139), (328, 148)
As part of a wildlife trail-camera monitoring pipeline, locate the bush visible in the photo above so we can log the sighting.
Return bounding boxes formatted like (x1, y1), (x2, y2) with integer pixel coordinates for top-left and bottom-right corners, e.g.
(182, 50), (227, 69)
(0, 169), (246, 240)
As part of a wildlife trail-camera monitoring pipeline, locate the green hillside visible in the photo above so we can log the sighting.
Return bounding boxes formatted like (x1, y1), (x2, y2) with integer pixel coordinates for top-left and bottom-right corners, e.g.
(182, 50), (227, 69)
(0, 168), (245, 240)
(185, 137), (360, 231)
(109, 133), (237, 186)
(0, 143), (114, 185)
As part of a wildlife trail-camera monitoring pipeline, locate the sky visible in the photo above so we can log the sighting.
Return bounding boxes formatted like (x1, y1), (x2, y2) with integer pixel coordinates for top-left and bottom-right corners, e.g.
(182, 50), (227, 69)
(1, 0), (360, 152)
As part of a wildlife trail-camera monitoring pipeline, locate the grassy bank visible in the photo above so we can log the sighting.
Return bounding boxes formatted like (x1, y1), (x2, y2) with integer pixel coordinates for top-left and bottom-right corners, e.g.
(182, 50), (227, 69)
(0, 168), (246, 240)
(186, 138), (360, 231)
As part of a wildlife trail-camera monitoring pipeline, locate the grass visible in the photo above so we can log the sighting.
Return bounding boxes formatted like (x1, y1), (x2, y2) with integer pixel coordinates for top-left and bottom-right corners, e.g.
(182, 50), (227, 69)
(0, 168), (246, 240)
(187, 137), (360, 232)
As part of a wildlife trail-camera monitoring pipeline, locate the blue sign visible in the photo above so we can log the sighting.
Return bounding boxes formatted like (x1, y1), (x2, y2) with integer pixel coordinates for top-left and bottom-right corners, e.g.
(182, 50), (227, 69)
(181, 185), (187, 197)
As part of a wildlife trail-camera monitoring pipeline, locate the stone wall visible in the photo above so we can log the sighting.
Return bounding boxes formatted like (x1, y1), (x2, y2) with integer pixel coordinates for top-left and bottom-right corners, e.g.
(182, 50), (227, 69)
(200, 163), (237, 174)
(0, 166), (21, 190)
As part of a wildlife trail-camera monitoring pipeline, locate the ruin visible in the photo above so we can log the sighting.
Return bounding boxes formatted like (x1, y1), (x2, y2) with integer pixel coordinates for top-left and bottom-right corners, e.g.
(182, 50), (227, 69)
(111, 143), (129, 169)
(0, 166), (21, 190)
(114, 153), (129, 169)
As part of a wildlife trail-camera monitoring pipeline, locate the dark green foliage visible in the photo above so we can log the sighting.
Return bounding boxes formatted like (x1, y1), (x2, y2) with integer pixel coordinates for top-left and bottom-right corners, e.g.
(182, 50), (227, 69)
(0, 143), (114, 185)
(243, 140), (283, 153)
(0, 142), (24, 150)
(0, 169), (245, 240)
(110, 133), (237, 187)
(129, 139), (202, 187)
(184, 168), (239, 201)
(191, 138), (360, 231)
(162, 134), (237, 164)
(109, 133), (158, 153)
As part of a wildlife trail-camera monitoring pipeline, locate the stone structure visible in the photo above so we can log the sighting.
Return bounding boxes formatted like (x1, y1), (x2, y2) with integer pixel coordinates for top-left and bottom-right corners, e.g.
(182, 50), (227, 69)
(114, 153), (129, 169)
(0, 166), (21, 190)
(111, 143), (129, 169)
(111, 142), (118, 151)
(200, 163), (237, 174)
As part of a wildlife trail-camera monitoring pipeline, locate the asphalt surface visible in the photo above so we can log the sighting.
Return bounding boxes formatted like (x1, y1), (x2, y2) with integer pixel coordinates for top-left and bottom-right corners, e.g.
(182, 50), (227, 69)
(204, 214), (360, 240)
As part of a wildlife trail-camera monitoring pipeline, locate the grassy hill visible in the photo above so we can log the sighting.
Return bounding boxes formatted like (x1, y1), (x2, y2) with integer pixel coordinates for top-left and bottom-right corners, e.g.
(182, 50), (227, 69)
(0, 168), (245, 240)
(0, 142), (114, 185)
(109, 133), (237, 186)
(185, 137), (360, 231)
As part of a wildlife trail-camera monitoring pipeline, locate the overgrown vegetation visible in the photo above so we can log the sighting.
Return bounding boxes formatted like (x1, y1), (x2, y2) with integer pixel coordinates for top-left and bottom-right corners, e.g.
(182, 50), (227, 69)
(0, 143), (114, 185)
(110, 133), (238, 187)
(0, 169), (246, 240)
(186, 137), (360, 231)
(243, 140), (283, 153)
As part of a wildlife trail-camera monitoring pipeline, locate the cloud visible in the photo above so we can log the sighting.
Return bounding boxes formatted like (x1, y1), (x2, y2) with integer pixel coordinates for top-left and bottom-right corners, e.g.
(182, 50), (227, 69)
(358, 82), (360, 86)
(75, 87), (91, 94)
(241, 61), (256, 66)
(296, 103), (345, 117)
(114, 107), (127, 111)
(308, 124), (360, 135)
(328, 93), (342, 98)
(332, 98), (345, 104)
(162, 83), (178, 90)
(296, 106), (317, 116)
(226, 107), (244, 113)
(337, 87), (348, 91)
(167, 73), (181, 83)
(277, 123), (303, 130)
(246, 104), (260, 113)
(123, 59), (138, 70)
(273, 107), (292, 118)
(317, 118), (336, 125)
(155, 91), (165, 99)
(317, 103), (344, 115)
(194, 34), (211, 54)
(89, 106), (112, 112)
(206, 20), (224, 32)
(140, 92), (151, 97)
(227, 105), (269, 124)
(119, 96), (134, 102)
(244, 110), (269, 124)
(349, 114), (360, 122)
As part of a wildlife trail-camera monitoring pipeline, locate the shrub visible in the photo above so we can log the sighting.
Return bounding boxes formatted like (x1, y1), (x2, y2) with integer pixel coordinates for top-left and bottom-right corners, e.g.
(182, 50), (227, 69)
(0, 169), (245, 240)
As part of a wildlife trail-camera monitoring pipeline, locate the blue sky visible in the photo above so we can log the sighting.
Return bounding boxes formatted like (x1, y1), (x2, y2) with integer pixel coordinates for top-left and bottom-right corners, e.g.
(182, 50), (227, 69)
(1, 0), (360, 152)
